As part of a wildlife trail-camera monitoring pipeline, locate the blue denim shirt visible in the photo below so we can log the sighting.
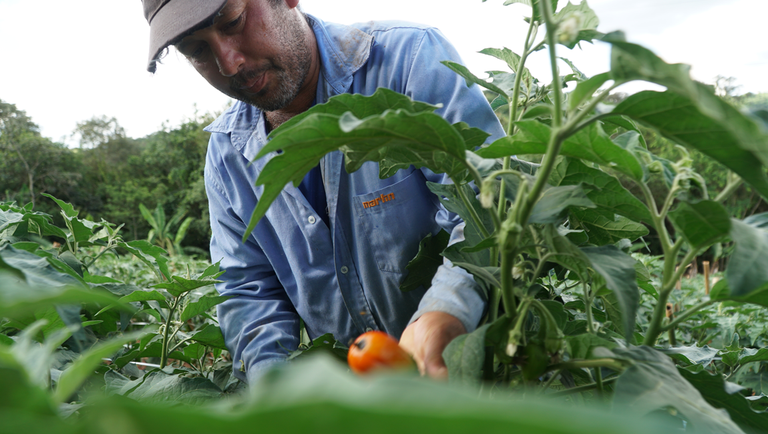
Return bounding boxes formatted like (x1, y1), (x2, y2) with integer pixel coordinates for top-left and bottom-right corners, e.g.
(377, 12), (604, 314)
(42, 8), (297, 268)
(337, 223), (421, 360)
(204, 15), (505, 383)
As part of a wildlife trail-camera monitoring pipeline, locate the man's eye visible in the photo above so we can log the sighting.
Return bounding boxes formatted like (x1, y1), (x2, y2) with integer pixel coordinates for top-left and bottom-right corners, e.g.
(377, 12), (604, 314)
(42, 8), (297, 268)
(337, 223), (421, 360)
(223, 14), (243, 31)
(181, 43), (207, 59)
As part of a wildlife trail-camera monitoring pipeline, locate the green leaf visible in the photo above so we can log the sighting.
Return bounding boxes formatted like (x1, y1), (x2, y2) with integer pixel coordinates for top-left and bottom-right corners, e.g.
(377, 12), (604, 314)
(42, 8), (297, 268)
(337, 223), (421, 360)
(121, 369), (223, 404)
(565, 333), (617, 360)
(399, 231), (451, 293)
(679, 368), (768, 433)
(613, 346), (744, 434)
(612, 90), (768, 198)
(443, 323), (490, 388)
(478, 120), (644, 180)
(119, 240), (170, 281)
(550, 157), (651, 223)
(568, 72), (611, 111)
(41, 193), (78, 218)
(668, 201), (731, 249)
(529, 184), (595, 224)
(180, 295), (233, 322)
(581, 245), (639, 341)
(426, 183), (494, 248)
(727, 219), (768, 297)
(247, 90), (471, 241)
(153, 276), (221, 298)
(442, 61), (509, 99)
(118, 290), (168, 304)
(571, 208), (649, 245)
(189, 324), (228, 350)
(53, 331), (147, 404)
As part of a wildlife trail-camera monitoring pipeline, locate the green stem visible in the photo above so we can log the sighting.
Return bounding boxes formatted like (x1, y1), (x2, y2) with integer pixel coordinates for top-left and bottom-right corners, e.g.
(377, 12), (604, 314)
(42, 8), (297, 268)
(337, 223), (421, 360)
(594, 365), (605, 399)
(583, 280), (596, 335)
(547, 377), (619, 397)
(714, 173), (743, 203)
(537, 369), (562, 394)
(541, 0), (562, 129)
(548, 358), (626, 373)
(643, 247), (701, 346)
(562, 82), (622, 135)
(160, 296), (181, 369)
(500, 249), (518, 315)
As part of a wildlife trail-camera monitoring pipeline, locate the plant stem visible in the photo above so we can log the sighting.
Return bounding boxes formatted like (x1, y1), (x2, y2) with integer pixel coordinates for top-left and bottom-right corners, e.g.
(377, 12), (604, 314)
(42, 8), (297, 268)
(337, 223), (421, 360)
(643, 247), (700, 346)
(160, 296), (181, 368)
(714, 173), (743, 203)
(548, 358), (626, 372)
(548, 377), (619, 397)
(661, 299), (716, 331)
(583, 280), (596, 334)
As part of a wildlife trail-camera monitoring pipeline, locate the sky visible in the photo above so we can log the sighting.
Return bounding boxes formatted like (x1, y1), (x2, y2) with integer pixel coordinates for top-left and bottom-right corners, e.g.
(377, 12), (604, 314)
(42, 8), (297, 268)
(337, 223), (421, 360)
(0, 0), (765, 146)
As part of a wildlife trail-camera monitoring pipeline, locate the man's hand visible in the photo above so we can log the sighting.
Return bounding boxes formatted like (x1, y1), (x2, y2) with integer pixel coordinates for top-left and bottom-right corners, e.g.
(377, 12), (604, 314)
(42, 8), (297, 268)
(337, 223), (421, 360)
(399, 311), (466, 379)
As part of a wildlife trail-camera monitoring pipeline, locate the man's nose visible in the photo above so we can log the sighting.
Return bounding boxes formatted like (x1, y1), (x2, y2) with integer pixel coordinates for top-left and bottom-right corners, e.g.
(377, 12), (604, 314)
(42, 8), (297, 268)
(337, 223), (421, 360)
(210, 39), (243, 77)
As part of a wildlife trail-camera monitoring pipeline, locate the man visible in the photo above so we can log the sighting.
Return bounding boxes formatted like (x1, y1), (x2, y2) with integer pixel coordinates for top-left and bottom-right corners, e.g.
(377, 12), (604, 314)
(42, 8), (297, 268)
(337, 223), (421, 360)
(141, 0), (505, 382)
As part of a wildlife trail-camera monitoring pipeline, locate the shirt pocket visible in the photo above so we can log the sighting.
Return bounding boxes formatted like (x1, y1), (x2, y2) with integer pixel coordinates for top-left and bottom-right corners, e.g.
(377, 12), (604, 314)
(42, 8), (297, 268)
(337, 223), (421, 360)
(353, 170), (442, 273)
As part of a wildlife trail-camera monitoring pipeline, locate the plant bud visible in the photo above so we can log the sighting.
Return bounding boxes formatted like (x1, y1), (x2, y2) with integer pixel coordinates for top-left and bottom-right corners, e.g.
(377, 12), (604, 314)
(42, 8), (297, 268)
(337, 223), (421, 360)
(479, 178), (495, 209)
(557, 12), (582, 45)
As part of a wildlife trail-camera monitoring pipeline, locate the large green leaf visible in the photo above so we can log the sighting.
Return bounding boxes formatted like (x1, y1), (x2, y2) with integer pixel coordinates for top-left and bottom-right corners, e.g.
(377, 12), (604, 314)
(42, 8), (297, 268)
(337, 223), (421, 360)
(477, 120), (644, 180)
(246, 89), (471, 240)
(668, 201), (731, 250)
(118, 369), (223, 405)
(53, 331), (147, 404)
(612, 90), (768, 198)
(399, 230), (451, 293)
(444, 323), (492, 388)
(727, 219), (768, 297)
(571, 208), (649, 245)
(581, 245), (639, 341)
(550, 157), (651, 223)
(528, 184), (595, 224)
(613, 346), (744, 434)
(180, 295), (232, 322)
(679, 369), (768, 434)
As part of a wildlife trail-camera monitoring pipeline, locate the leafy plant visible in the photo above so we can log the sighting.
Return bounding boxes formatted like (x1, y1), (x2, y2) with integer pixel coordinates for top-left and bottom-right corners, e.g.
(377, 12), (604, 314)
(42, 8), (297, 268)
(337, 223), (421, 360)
(240, 0), (768, 431)
(0, 197), (240, 411)
(139, 203), (194, 257)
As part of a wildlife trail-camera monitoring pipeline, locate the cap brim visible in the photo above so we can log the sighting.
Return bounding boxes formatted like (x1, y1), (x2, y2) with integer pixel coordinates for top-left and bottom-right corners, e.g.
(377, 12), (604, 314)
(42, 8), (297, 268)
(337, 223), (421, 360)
(147, 0), (227, 72)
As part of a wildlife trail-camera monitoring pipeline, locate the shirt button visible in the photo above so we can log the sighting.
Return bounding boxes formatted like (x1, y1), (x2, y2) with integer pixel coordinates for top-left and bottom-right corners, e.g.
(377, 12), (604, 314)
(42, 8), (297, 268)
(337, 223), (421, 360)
(340, 266), (349, 274)
(308, 215), (316, 224)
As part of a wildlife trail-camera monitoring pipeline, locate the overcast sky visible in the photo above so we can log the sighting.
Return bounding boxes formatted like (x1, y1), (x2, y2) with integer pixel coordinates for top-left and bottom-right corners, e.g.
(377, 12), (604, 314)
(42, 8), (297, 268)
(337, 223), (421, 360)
(0, 0), (765, 145)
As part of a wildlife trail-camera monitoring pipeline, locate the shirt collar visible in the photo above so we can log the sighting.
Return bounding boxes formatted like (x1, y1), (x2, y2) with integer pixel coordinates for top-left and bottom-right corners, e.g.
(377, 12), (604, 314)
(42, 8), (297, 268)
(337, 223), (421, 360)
(204, 14), (373, 142)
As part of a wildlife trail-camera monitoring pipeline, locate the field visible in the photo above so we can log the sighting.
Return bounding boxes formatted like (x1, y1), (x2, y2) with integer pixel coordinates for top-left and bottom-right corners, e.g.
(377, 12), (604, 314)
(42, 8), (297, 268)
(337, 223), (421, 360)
(3, 0), (768, 432)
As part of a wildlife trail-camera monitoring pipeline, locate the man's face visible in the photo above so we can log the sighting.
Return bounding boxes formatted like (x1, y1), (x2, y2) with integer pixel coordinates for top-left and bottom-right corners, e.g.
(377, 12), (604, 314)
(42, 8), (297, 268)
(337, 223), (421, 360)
(176, 0), (312, 112)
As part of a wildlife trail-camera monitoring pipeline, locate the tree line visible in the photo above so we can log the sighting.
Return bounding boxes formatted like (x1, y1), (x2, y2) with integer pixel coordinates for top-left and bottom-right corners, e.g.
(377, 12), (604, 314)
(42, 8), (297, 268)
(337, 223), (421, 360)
(2, 79), (765, 258)
(0, 99), (213, 256)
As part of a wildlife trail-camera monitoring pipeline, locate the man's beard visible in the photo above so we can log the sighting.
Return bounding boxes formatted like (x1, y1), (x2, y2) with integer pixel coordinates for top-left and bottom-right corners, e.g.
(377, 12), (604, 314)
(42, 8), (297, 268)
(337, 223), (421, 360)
(229, 15), (312, 112)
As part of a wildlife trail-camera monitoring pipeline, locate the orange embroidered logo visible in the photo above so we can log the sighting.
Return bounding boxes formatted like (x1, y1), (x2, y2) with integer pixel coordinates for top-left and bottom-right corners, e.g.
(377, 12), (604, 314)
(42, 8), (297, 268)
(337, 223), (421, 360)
(363, 192), (395, 209)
